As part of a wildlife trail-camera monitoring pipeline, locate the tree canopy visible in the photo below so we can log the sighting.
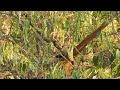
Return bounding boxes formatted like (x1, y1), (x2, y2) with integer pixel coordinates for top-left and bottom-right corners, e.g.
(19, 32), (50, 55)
(0, 11), (119, 79)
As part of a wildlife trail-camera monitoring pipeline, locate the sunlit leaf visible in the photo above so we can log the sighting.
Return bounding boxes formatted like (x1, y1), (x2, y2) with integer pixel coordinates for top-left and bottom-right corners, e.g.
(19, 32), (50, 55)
(85, 68), (95, 78)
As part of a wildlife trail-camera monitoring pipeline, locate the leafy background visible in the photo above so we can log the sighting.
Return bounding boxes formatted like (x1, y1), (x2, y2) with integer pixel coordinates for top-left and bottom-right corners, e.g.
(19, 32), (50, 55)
(0, 11), (119, 79)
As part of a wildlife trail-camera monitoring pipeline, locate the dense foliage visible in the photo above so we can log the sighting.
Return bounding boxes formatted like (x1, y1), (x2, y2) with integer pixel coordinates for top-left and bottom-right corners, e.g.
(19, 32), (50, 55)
(0, 11), (119, 79)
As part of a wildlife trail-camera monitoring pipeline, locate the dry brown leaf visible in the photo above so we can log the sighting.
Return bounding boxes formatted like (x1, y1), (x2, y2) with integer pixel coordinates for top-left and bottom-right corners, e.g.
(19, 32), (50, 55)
(63, 60), (74, 77)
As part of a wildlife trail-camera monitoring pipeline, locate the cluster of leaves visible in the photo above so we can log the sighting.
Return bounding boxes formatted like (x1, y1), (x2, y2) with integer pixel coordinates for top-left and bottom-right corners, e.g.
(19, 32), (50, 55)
(0, 11), (119, 79)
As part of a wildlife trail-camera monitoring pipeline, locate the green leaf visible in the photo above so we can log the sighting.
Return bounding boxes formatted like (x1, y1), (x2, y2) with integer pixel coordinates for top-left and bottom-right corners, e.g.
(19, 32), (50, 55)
(116, 49), (120, 59)
(29, 63), (35, 72)
(72, 71), (81, 79)
(93, 56), (99, 67)
(85, 68), (94, 78)
(97, 31), (101, 38)
(112, 64), (120, 76)
(103, 32), (107, 38)
(100, 33), (103, 42)
(0, 54), (3, 64)
(65, 19), (70, 31)
(19, 63), (23, 74)
(68, 45), (74, 61)
(22, 63), (27, 72)
(109, 50), (116, 63)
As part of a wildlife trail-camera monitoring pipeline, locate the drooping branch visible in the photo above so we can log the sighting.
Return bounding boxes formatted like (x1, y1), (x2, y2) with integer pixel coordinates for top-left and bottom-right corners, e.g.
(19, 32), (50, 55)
(73, 21), (109, 56)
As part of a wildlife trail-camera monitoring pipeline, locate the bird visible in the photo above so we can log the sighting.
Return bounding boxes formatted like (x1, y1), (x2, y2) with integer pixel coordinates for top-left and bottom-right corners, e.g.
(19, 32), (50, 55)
(55, 46), (74, 65)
